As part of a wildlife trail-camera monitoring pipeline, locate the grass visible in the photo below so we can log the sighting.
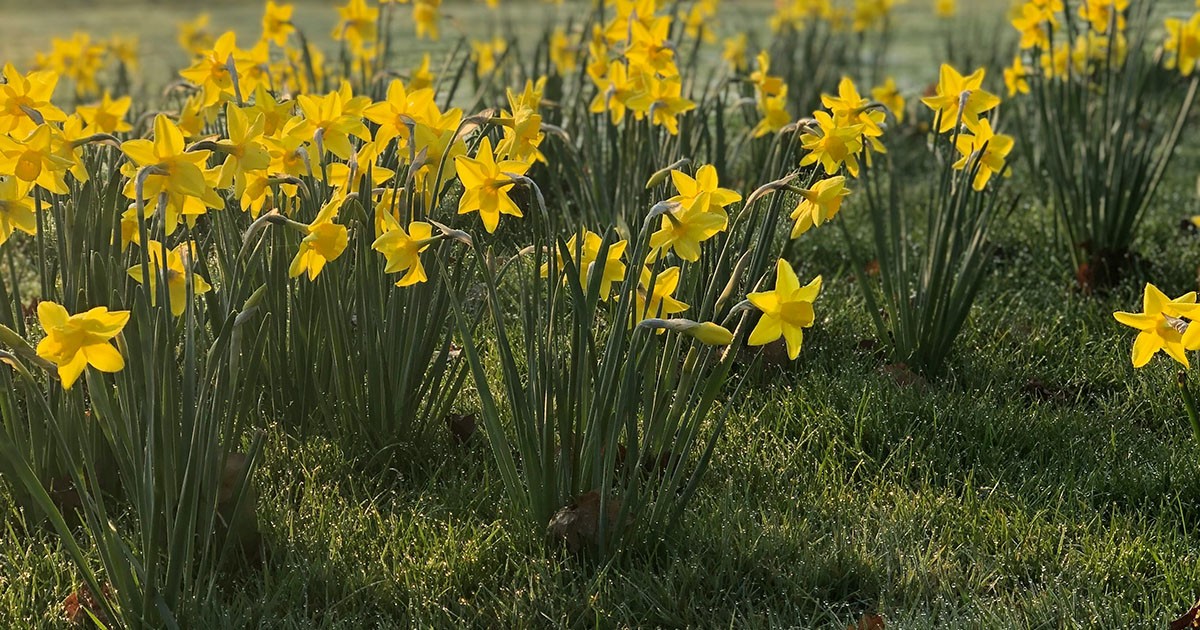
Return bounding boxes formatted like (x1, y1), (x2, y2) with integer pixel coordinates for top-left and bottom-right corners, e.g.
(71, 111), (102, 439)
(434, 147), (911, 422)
(4, 1), (1200, 628)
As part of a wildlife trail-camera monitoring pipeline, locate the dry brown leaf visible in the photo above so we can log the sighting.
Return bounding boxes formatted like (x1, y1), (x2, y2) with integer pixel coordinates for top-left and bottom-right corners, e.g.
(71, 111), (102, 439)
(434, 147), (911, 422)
(1171, 599), (1200, 630)
(217, 452), (261, 557)
(547, 491), (625, 553)
(848, 612), (885, 630)
(445, 413), (477, 444)
(62, 583), (111, 627)
(879, 363), (927, 390)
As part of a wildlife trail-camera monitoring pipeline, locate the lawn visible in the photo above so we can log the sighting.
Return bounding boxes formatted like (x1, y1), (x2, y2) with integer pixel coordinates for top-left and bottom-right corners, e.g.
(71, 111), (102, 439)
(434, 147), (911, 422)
(3, 1), (1200, 628)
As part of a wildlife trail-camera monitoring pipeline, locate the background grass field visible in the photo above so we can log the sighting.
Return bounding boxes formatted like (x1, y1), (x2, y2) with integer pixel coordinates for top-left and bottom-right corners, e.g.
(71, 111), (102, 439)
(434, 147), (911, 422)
(4, 1), (1200, 628)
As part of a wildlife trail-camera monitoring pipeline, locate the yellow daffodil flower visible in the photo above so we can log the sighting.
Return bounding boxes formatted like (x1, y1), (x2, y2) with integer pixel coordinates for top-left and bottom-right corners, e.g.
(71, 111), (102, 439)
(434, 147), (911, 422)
(289, 200), (349, 281)
(454, 136), (531, 233)
(789, 176), (851, 238)
(800, 111), (865, 177)
(372, 213), (434, 287)
(36, 301), (130, 389)
(262, 1), (295, 47)
(0, 176), (37, 245)
(871, 77), (905, 124)
(127, 240), (213, 317)
(747, 259), (822, 360)
(920, 64), (1001, 133)
(1114, 283), (1200, 368)
(635, 265), (689, 323)
(75, 91), (133, 134)
(0, 64), (67, 137)
(1165, 13), (1200, 77)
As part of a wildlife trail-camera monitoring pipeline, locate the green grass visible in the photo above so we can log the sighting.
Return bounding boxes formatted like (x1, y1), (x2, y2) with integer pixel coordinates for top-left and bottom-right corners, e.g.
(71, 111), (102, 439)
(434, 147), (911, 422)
(5, 1), (1200, 628)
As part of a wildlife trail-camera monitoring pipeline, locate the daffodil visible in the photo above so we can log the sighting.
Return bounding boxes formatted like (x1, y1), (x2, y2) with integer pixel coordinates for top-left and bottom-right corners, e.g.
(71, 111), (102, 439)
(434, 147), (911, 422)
(635, 266), (689, 323)
(749, 51), (785, 99)
(747, 259), (822, 360)
(296, 84), (372, 160)
(800, 111), (865, 177)
(215, 103), (271, 194)
(179, 31), (256, 108)
(542, 230), (628, 299)
(453, 136), (531, 233)
(261, 1), (295, 47)
(0, 64), (67, 137)
(921, 64), (1001, 133)
(871, 77), (905, 123)
(752, 88), (792, 139)
(550, 27), (579, 74)
(822, 76), (887, 154)
(413, 0), (442, 40)
(120, 114), (218, 204)
(648, 165), (738, 262)
(35, 301), (130, 389)
(1078, 0), (1128, 35)
(589, 60), (639, 125)
(789, 176), (851, 238)
(364, 79), (439, 152)
(127, 240), (213, 317)
(75, 91), (133, 134)
(1003, 55), (1030, 96)
(625, 73), (695, 136)
(0, 176), (37, 245)
(952, 118), (1014, 191)
(408, 54), (436, 90)
(289, 200), (349, 280)
(177, 13), (215, 56)
(0, 124), (72, 195)
(1165, 13), (1200, 77)
(1114, 283), (1200, 368)
(471, 37), (508, 77)
(1011, 3), (1055, 50)
(722, 34), (748, 72)
(333, 0), (379, 50)
(372, 213), (434, 286)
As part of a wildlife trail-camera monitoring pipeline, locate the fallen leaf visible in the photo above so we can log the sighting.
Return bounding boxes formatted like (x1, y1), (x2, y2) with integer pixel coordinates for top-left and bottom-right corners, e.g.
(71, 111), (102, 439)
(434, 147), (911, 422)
(446, 413), (477, 444)
(217, 452), (261, 558)
(879, 363), (927, 390)
(848, 612), (885, 630)
(547, 491), (625, 553)
(1171, 598), (1200, 630)
(63, 583), (112, 627)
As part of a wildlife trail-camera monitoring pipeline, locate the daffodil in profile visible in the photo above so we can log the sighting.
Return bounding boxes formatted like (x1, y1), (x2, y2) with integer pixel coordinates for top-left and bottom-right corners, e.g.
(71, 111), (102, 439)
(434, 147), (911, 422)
(261, 1), (295, 47)
(36, 301), (130, 389)
(542, 230), (628, 300)
(0, 175), (37, 245)
(372, 212), (434, 287)
(454, 136), (530, 233)
(747, 259), (822, 360)
(635, 266), (689, 323)
(952, 118), (1014, 191)
(289, 200), (349, 281)
(1165, 13), (1200, 77)
(127, 240), (213, 317)
(1114, 283), (1200, 368)
(789, 176), (851, 238)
